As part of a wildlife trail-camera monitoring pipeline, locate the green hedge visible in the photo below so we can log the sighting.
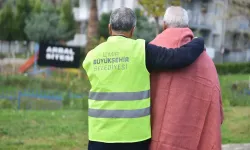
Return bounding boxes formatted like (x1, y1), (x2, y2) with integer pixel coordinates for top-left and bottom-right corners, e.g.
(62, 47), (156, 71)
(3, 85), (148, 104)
(215, 62), (250, 75)
(0, 53), (6, 59)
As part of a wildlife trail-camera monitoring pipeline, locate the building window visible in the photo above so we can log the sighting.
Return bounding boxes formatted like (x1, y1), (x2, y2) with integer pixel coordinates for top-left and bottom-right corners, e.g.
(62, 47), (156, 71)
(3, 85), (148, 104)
(212, 35), (219, 48)
(244, 34), (249, 49)
(121, 0), (125, 7)
(232, 33), (245, 51)
(113, 0), (122, 9)
(101, 0), (109, 13)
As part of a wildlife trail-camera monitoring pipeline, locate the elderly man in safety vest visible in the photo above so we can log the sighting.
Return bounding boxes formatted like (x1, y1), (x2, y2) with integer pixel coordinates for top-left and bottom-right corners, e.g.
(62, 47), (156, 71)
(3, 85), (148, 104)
(150, 6), (223, 150)
(83, 7), (204, 150)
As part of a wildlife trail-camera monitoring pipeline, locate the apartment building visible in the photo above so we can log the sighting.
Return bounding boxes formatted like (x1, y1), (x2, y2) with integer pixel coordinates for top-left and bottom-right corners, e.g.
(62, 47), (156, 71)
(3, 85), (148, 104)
(68, 0), (138, 47)
(70, 0), (250, 62)
(70, 0), (221, 48)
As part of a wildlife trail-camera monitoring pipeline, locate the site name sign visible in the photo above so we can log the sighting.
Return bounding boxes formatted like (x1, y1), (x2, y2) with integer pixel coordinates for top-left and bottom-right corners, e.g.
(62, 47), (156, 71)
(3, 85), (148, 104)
(38, 43), (81, 68)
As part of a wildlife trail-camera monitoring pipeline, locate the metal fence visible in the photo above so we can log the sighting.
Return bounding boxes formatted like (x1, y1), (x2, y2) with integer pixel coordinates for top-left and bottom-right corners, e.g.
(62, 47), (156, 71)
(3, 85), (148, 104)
(0, 90), (86, 110)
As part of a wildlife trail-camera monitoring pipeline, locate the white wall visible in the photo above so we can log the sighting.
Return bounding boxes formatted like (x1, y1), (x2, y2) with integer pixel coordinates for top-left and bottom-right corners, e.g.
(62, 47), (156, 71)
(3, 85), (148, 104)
(75, 0), (138, 22)
(71, 0), (139, 47)
(73, 0), (90, 21)
(0, 41), (26, 54)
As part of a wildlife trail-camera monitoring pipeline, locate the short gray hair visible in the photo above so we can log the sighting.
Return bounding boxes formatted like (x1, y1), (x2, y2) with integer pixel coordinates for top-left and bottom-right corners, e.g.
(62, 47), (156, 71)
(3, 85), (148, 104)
(164, 6), (189, 28)
(109, 7), (136, 32)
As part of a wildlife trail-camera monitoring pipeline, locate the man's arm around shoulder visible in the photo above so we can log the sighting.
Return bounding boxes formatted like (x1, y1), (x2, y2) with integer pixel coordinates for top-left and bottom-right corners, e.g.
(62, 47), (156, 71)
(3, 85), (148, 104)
(146, 37), (204, 72)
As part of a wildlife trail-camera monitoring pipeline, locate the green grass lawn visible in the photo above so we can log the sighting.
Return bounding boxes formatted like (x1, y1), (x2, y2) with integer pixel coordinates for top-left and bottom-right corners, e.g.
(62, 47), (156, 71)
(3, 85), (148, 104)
(219, 74), (250, 106)
(222, 107), (250, 144)
(0, 74), (250, 149)
(219, 74), (250, 143)
(0, 107), (250, 150)
(0, 110), (89, 150)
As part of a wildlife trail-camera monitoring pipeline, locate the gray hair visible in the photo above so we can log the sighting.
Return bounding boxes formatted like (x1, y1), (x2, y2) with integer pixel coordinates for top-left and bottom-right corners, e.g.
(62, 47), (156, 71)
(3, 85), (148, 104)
(109, 7), (136, 32)
(164, 6), (189, 28)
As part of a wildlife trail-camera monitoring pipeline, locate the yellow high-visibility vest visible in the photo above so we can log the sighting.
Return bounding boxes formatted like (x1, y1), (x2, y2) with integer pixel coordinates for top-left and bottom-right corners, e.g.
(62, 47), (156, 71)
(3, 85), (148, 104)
(83, 36), (150, 143)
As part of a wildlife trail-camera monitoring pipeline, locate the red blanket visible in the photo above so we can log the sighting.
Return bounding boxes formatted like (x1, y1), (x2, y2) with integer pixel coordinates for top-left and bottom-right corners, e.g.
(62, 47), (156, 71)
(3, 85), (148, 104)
(150, 28), (223, 150)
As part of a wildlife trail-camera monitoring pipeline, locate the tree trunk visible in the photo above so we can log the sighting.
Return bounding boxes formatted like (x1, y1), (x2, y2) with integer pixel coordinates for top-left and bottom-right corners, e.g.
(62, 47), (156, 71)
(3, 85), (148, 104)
(8, 41), (11, 58)
(51, 0), (57, 5)
(26, 41), (30, 58)
(0, 40), (2, 53)
(10, 41), (15, 59)
(86, 0), (99, 52)
(7, 41), (14, 74)
(154, 17), (160, 35)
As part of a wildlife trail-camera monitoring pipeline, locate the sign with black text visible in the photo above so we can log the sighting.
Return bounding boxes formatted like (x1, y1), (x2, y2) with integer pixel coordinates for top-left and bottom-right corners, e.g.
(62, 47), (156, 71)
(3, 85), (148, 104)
(38, 43), (81, 68)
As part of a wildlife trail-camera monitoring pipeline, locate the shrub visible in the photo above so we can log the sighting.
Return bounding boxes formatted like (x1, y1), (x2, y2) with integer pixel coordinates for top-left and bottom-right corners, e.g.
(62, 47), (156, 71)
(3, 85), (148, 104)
(219, 75), (250, 107)
(0, 75), (90, 93)
(134, 9), (157, 41)
(0, 53), (6, 59)
(0, 99), (15, 109)
(19, 98), (62, 110)
(215, 63), (250, 75)
(62, 91), (71, 108)
(99, 13), (110, 39)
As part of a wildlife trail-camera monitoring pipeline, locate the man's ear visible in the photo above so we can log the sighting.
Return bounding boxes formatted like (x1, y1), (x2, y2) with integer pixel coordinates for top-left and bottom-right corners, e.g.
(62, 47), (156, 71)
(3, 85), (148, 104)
(130, 27), (136, 38)
(108, 24), (112, 35)
(163, 22), (167, 30)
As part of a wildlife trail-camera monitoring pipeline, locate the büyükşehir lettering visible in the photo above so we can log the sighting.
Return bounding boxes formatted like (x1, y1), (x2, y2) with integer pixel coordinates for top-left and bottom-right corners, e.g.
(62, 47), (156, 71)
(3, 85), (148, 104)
(93, 57), (129, 71)
(93, 57), (129, 64)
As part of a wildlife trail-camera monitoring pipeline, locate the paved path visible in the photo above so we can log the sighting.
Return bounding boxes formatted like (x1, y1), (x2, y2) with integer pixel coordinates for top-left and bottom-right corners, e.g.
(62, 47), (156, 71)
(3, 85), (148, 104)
(222, 144), (250, 150)
(0, 58), (27, 74)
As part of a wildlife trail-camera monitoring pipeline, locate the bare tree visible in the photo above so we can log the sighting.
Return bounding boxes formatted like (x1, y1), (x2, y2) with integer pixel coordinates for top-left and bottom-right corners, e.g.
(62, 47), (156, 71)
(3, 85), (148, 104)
(86, 0), (99, 52)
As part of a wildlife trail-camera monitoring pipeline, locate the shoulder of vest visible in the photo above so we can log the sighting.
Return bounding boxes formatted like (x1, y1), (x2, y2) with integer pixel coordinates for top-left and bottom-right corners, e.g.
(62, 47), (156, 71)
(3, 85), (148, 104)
(135, 39), (146, 49)
(135, 39), (145, 42)
(92, 42), (107, 51)
(135, 39), (146, 44)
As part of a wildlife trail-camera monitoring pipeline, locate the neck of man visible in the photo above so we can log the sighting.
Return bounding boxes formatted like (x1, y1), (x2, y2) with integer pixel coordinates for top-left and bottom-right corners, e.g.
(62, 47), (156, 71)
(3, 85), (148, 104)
(111, 30), (131, 38)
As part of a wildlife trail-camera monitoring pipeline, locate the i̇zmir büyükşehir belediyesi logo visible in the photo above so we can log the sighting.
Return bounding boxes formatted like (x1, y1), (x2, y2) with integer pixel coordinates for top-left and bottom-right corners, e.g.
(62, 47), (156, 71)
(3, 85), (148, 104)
(45, 46), (75, 62)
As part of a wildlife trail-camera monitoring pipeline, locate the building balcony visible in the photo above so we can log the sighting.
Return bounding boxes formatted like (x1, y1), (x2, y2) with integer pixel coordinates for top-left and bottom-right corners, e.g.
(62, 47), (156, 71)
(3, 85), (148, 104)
(67, 34), (87, 47)
(187, 10), (213, 30)
(226, 16), (250, 34)
(73, 7), (89, 22)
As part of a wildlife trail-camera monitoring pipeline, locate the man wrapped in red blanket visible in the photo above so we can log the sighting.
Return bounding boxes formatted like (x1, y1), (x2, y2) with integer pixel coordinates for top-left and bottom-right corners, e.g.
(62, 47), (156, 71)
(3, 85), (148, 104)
(150, 6), (224, 150)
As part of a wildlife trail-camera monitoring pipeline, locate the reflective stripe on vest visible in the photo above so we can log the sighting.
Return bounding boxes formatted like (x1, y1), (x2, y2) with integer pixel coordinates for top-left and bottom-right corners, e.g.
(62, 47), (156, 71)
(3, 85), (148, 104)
(89, 90), (150, 100)
(89, 107), (150, 118)
(88, 90), (150, 118)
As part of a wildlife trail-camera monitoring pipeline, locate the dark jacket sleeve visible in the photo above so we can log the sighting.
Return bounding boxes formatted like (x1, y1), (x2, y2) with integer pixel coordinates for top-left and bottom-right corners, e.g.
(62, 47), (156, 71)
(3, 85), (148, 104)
(145, 37), (204, 72)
